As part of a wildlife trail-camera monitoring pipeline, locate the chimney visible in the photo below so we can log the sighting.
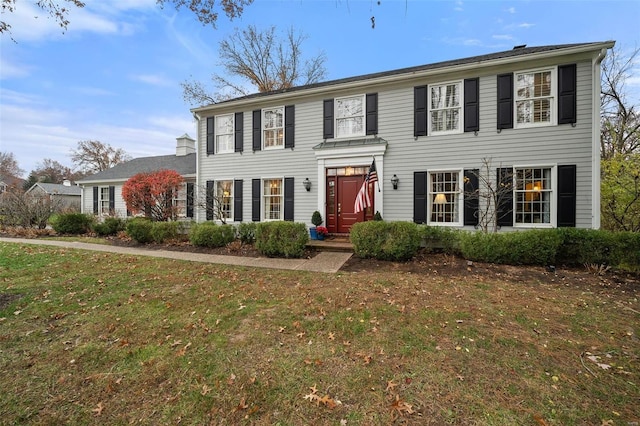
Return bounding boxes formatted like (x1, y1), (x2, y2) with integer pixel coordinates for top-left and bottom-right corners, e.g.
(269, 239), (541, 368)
(176, 133), (196, 156)
(63, 179), (71, 186)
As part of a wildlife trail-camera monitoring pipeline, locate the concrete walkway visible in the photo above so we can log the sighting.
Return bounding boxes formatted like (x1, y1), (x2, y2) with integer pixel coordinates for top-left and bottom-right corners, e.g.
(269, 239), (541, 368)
(0, 237), (353, 273)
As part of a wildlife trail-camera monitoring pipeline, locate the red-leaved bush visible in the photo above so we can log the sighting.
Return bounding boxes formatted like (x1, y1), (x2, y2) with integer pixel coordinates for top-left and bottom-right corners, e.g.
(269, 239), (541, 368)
(122, 169), (184, 221)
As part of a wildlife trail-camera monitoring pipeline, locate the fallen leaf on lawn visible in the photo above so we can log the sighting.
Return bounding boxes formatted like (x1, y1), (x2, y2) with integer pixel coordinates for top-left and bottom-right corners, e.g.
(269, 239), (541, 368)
(201, 384), (212, 395)
(390, 394), (414, 417)
(227, 373), (236, 385)
(234, 398), (249, 411)
(385, 380), (398, 392)
(92, 402), (104, 416)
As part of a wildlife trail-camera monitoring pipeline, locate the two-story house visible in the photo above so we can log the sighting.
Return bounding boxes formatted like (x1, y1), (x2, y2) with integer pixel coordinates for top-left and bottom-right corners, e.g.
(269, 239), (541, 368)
(192, 41), (614, 234)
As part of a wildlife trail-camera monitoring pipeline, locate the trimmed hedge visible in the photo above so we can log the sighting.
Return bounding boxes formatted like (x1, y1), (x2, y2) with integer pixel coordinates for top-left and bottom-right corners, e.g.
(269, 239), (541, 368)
(92, 217), (126, 236)
(51, 213), (94, 235)
(189, 222), (235, 248)
(237, 222), (257, 244)
(125, 218), (153, 243)
(420, 225), (462, 255)
(350, 221), (421, 261)
(459, 229), (562, 265)
(255, 221), (309, 258)
(150, 221), (181, 243)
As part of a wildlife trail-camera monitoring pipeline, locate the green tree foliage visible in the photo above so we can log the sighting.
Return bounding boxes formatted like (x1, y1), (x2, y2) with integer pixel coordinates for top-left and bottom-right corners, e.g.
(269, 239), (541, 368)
(601, 153), (640, 232)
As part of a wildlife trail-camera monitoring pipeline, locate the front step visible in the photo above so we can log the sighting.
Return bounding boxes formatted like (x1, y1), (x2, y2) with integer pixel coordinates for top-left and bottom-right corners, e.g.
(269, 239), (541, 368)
(307, 236), (353, 252)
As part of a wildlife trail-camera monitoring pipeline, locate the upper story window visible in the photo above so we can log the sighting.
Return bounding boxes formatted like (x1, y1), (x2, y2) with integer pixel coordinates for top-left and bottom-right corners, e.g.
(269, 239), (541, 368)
(514, 166), (553, 226)
(429, 81), (462, 134)
(263, 178), (283, 220)
(216, 114), (234, 153)
(263, 107), (284, 149)
(216, 180), (233, 220)
(336, 95), (365, 138)
(515, 68), (556, 127)
(429, 170), (463, 226)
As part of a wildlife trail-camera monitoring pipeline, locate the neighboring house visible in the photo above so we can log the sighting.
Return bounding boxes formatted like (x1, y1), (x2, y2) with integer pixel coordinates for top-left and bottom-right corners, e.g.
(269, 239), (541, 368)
(76, 134), (197, 218)
(191, 41), (614, 233)
(25, 180), (81, 210)
(0, 174), (26, 196)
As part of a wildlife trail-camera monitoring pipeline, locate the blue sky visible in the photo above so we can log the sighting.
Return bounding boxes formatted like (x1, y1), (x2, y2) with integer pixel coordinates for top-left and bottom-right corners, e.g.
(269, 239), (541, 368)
(1, 0), (639, 178)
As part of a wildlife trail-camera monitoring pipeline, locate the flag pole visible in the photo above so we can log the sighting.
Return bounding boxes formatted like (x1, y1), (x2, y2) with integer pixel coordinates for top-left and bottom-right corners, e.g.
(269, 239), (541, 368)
(373, 156), (381, 192)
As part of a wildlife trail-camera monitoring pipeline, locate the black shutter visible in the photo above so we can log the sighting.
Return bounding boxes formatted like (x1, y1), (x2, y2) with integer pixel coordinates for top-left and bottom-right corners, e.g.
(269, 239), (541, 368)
(206, 180), (214, 221)
(186, 182), (194, 218)
(206, 117), (215, 155)
(414, 86), (428, 136)
(413, 171), (428, 224)
(284, 177), (294, 221)
(557, 165), (577, 227)
(234, 112), (244, 152)
(463, 169), (479, 226)
(285, 105), (295, 148)
(93, 186), (98, 214)
(558, 64), (577, 125)
(366, 93), (378, 135)
(108, 186), (115, 212)
(496, 168), (513, 226)
(323, 99), (334, 139)
(497, 73), (513, 130)
(233, 179), (243, 222)
(251, 179), (261, 222)
(252, 110), (261, 151)
(464, 78), (479, 132)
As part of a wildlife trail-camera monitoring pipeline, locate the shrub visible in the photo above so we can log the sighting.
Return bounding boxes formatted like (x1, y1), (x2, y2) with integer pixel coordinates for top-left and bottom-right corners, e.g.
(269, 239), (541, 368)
(555, 228), (613, 265)
(51, 213), (94, 235)
(350, 221), (421, 261)
(92, 217), (126, 236)
(237, 222), (257, 244)
(311, 211), (323, 227)
(373, 211), (383, 221)
(420, 225), (462, 255)
(150, 221), (180, 243)
(459, 229), (562, 265)
(189, 222), (235, 248)
(126, 218), (153, 243)
(255, 221), (309, 258)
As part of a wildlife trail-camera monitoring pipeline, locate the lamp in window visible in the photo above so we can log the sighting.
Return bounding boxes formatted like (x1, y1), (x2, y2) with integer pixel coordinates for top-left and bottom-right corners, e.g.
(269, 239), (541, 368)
(391, 174), (399, 190)
(434, 192), (447, 220)
(303, 178), (311, 192)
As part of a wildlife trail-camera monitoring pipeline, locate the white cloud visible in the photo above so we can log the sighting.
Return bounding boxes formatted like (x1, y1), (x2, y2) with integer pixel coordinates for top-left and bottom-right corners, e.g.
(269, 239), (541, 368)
(518, 22), (535, 29)
(454, 1), (464, 12)
(130, 74), (174, 87)
(507, 7), (516, 14)
(492, 34), (514, 41)
(0, 57), (31, 79)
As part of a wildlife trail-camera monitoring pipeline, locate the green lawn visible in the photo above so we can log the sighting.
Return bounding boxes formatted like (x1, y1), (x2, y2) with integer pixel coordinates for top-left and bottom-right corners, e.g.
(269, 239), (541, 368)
(0, 241), (638, 425)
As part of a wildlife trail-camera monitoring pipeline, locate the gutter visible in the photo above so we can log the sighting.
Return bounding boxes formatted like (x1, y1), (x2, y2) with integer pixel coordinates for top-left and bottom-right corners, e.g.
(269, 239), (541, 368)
(192, 111), (202, 223)
(592, 46), (610, 229)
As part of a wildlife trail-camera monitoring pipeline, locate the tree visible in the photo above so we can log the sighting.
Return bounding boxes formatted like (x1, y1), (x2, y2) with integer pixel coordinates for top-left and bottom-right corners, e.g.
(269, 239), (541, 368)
(182, 25), (327, 105)
(121, 170), (184, 221)
(71, 140), (131, 175)
(0, 187), (64, 229)
(0, 151), (24, 179)
(23, 158), (85, 190)
(1, 0), (251, 39)
(464, 158), (514, 233)
(600, 46), (640, 159)
(601, 153), (640, 232)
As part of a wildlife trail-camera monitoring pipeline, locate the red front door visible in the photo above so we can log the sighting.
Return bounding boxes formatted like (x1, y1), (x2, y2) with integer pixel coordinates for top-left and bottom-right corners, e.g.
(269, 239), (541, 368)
(326, 173), (373, 234)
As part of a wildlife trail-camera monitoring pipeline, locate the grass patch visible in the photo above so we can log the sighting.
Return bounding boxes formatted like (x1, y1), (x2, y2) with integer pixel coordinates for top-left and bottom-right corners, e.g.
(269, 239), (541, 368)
(0, 241), (638, 425)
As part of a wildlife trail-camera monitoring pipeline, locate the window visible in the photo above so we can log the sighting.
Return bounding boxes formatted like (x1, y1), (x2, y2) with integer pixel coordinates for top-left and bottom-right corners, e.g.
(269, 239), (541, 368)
(514, 167), (553, 225)
(429, 81), (462, 134)
(336, 95), (364, 138)
(263, 107), (284, 148)
(216, 114), (234, 153)
(263, 178), (283, 220)
(100, 187), (110, 215)
(515, 68), (555, 127)
(216, 180), (233, 220)
(172, 183), (188, 218)
(429, 171), (462, 225)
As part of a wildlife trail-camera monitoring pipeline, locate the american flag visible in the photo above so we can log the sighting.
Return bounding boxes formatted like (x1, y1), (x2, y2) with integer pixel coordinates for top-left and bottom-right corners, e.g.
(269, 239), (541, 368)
(354, 159), (378, 214)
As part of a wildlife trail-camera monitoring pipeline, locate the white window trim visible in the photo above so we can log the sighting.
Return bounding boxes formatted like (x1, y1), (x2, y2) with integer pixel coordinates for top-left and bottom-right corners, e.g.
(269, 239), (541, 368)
(172, 182), (189, 218)
(215, 114), (235, 154)
(514, 66), (557, 129)
(335, 94), (366, 139)
(427, 169), (464, 227)
(512, 164), (557, 228)
(427, 80), (464, 136)
(215, 179), (234, 222)
(99, 186), (110, 216)
(262, 177), (284, 221)
(262, 106), (285, 150)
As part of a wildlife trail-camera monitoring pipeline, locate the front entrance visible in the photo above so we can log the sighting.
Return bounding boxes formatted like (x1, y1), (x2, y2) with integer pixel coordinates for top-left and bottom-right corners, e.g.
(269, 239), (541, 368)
(326, 167), (374, 234)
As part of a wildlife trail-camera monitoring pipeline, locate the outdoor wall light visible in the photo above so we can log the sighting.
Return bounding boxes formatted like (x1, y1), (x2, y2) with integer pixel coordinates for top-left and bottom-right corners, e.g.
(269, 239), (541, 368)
(391, 174), (399, 190)
(303, 178), (312, 192)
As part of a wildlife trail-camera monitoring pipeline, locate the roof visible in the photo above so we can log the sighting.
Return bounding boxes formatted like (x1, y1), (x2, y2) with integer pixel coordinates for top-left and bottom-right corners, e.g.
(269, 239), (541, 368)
(193, 41), (614, 111)
(28, 182), (82, 196)
(76, 153), (196, 184)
